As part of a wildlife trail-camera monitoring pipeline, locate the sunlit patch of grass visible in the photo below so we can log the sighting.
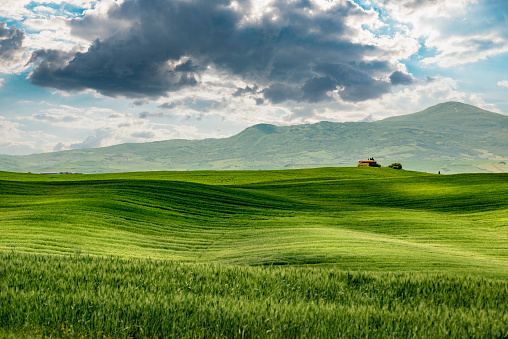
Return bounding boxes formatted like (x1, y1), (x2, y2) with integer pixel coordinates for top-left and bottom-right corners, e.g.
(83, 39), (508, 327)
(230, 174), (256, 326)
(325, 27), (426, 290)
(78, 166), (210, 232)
(1, 168), (508, 276)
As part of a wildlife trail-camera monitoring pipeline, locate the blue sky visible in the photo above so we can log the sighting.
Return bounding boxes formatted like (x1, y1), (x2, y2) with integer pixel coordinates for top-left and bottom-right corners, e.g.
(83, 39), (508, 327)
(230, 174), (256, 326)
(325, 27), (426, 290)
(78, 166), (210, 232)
(0, 0), (507, 155)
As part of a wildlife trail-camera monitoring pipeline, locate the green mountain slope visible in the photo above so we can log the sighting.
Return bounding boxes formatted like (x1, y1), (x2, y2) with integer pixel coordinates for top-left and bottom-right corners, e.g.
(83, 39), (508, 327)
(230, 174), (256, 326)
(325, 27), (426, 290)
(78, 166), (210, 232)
(377, 102), (508, 159)
(378, 101), (508, 136)
(2, 102), (507, 173)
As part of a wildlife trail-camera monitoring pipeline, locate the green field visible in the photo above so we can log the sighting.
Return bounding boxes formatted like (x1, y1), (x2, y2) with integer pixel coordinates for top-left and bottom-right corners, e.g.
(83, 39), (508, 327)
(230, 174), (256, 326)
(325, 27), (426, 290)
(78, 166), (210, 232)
(1, 167), (508, 337)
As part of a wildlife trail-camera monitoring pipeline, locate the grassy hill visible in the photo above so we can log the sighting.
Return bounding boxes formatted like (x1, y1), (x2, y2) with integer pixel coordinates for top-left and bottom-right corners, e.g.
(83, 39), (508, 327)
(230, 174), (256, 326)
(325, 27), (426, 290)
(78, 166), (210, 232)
(2, 102), (507, 174)
(2, 168), (508, 337)
(2, 167), (508, 275)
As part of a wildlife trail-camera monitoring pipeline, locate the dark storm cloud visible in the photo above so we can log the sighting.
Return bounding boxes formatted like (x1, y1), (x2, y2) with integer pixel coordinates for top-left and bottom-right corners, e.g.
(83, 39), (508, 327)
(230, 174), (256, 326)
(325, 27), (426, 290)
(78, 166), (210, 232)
(353, 60), (392, 75)
(29, 38), (199, 97)
(174, 59), (201, 73)
(262, 62), (392, 103)
(131, 99), (149, 106)
(159, 98), (222, 111)
(301, 76), (336, 102)
(389, 71), (414, 85)
(0, 22), (25, 61)
(262, 83), (302, 104)
(309, 63), (391, 102)
(28, 0), (398, 103)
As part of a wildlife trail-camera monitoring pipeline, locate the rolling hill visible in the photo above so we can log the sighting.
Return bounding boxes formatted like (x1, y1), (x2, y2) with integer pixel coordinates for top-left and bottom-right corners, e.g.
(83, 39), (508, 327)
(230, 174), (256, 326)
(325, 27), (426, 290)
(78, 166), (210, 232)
(2, 167), (508, 275)
(1, 101), (507, 173)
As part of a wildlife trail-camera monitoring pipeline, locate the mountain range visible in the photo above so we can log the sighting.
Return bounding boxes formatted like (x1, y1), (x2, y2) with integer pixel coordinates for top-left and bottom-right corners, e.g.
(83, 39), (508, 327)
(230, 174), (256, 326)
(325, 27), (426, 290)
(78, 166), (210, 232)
(1, 102), (507, 174)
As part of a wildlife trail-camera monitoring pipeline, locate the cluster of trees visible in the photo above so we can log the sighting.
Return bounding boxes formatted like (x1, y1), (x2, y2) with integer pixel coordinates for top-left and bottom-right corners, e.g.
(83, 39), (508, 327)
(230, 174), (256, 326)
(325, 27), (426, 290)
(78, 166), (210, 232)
(388, 163), (402, 169)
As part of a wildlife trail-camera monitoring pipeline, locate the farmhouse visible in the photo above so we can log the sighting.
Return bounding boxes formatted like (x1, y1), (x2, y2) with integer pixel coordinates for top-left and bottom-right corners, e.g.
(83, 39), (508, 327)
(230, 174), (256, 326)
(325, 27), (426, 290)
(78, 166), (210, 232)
(358, 158), (378, 167)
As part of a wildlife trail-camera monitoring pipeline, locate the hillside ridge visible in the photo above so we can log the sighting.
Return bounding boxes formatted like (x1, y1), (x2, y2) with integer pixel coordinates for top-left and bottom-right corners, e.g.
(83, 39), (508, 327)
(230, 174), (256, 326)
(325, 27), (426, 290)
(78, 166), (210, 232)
(1, 102), (507, 174)
(377, 102), (508, 135)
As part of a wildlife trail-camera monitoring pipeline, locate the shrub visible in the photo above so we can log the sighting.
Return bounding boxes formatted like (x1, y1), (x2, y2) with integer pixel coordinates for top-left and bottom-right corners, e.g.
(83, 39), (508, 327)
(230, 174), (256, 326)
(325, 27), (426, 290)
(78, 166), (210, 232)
(388, 163), (402, 169)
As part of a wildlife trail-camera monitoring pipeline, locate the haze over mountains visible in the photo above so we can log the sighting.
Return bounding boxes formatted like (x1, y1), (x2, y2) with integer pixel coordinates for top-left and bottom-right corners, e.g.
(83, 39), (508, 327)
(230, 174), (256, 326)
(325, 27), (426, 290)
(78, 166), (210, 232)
(1, 102), (507, 174)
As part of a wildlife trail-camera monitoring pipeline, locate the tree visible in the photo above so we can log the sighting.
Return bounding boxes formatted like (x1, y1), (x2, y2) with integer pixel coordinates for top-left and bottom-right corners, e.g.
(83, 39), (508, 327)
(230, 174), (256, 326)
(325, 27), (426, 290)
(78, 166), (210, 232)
(388, 163), (402, 169)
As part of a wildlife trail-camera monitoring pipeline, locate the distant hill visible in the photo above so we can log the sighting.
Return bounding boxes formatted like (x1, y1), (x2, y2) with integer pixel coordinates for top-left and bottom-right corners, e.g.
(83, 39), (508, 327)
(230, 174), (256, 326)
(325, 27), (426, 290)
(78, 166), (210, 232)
(1, 102), (507, 174)
(378, 102), (508, 135)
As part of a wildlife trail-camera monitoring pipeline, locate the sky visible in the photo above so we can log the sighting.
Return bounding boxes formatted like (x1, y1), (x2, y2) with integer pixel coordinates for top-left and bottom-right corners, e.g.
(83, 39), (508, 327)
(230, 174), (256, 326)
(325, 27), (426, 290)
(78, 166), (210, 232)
(0, 0), (507, 155)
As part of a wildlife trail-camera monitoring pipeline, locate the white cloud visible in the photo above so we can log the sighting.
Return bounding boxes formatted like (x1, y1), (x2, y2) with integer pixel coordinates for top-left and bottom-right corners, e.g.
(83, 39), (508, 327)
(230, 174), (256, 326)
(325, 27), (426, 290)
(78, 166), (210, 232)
(69, 0), (130, 41)
(497, 80), (508, 88)
(380, 0), (478, 22)
(0, 1), (32, 21)
(0, 22), (30, 74)
(24, 105), (124, 129)
(422, 34), (508, 67)
(377, 0), (508, 67)
(0, 1), (111, 74)
(24, 27), (87, 53)
(0, 116), (59, 155)
(59, 123), (203, 151)
(468, 94), (502, 113)
(0, 78), (4, 88)
(32, 6), (58, 14)
(0, 1), (97, 21)
(344, 5), (419, 64)
(16, 101), (227, 152)
(370, 32), (420, 64)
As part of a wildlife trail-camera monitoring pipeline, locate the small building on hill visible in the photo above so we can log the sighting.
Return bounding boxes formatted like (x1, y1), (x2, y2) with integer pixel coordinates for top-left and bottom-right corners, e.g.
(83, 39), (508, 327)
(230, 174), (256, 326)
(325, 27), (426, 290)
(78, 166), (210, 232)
(358, 158), (378, 167)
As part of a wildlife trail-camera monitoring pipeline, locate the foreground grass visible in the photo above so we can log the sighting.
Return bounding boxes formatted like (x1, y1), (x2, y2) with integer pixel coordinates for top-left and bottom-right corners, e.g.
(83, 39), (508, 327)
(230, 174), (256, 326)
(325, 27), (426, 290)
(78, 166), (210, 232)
(1, 252), (508, 338)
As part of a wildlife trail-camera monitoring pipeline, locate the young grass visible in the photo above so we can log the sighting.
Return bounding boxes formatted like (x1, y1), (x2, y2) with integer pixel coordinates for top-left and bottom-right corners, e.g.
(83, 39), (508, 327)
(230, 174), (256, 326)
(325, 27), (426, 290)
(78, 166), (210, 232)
(1, 252), (507, 338)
